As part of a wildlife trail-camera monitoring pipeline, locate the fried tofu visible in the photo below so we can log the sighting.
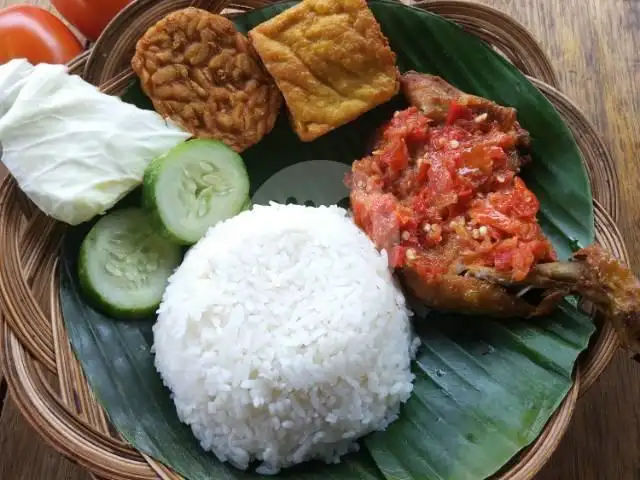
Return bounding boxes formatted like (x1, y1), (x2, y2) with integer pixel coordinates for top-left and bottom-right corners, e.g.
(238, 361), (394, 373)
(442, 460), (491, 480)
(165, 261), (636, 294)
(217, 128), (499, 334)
(248, 0), (400, 142)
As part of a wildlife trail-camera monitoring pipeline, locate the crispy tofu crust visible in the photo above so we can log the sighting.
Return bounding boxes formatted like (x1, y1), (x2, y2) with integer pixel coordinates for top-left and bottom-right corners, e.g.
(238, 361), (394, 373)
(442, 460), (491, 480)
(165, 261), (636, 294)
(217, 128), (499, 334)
(248, 0), (400, 142)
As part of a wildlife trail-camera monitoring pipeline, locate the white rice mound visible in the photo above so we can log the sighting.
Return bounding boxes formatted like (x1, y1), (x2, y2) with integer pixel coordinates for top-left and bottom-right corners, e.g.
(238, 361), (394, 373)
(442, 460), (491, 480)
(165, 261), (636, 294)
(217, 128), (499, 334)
(153, 203), (418, 474)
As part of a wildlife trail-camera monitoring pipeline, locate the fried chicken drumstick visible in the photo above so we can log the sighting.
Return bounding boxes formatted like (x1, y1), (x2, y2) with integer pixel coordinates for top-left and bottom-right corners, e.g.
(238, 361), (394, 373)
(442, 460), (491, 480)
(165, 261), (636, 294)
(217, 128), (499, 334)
(347, 71), (640, 354)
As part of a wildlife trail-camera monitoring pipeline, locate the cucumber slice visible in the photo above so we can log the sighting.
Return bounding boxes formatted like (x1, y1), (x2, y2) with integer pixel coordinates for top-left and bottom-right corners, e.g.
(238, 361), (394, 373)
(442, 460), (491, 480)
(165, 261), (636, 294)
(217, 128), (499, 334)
(143, 139), (250, 245)
(78, 208), (182, 320)
(240, 198), (253, 212)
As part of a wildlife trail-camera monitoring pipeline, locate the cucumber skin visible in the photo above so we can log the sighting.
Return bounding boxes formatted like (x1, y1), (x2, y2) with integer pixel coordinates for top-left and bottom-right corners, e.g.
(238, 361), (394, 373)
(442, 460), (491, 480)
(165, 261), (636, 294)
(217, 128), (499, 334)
(141, 150), (190, 246)
(241, 199), (253, 212)
(77, 210), (182, 320)
(142, 139), (251, 246)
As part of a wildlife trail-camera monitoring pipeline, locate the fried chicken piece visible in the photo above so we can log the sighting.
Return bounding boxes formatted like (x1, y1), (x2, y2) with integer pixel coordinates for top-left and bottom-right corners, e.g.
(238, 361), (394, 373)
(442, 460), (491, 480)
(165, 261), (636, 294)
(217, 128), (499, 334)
(348, 71), (640, 355)
(248, 0), (400, 142)
(464, 245), (640, 353)
(401, 71), (531, 157)
(402, 271), (537, 317)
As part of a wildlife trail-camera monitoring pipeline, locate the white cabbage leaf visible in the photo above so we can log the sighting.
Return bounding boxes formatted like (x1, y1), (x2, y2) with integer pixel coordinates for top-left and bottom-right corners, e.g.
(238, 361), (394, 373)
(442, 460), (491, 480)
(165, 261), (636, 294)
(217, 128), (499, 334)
(0, 59), (191, 225)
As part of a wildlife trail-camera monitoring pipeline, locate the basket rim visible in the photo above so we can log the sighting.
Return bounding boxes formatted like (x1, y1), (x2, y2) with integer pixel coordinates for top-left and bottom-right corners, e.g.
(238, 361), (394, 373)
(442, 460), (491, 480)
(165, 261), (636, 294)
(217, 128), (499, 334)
(0, 1), (627, 480)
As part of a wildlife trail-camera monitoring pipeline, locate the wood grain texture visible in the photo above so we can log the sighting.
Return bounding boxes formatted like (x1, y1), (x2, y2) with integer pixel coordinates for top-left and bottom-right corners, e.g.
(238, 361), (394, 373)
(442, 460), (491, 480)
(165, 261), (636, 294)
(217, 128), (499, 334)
(0, 0), (638, 479)
(0, 400), (89, 480)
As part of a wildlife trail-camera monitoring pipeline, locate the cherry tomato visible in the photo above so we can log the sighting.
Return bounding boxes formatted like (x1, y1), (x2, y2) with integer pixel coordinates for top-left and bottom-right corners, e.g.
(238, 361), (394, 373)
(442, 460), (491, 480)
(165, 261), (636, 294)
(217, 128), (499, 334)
(51, 0), (133, 42)
(0, 5), (83, 65)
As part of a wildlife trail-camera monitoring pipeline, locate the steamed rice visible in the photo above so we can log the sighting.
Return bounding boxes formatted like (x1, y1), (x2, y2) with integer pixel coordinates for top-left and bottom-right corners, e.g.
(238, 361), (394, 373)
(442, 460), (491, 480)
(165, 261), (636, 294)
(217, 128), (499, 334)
(153, 203), (418, 474)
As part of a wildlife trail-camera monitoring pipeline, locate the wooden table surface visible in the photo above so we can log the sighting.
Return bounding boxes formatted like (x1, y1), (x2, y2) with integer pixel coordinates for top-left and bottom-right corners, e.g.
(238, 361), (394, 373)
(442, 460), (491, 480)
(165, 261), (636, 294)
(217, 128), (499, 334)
(1, 0), (639, 479)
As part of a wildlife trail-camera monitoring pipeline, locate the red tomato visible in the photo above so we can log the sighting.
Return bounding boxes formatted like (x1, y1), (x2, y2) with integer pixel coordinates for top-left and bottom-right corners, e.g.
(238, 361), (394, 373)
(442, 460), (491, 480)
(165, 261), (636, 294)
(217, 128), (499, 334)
(52, 0), (133, 42)
(379, 138), (409, 173)
(383, 106), (430, 144)
(446, 101), (473, 125)
(0, 5), (82, 65)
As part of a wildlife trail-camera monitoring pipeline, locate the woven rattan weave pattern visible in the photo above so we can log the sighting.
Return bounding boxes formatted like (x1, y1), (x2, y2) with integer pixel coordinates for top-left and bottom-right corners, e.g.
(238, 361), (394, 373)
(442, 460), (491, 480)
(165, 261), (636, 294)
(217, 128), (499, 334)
(0, 1), (629, 479)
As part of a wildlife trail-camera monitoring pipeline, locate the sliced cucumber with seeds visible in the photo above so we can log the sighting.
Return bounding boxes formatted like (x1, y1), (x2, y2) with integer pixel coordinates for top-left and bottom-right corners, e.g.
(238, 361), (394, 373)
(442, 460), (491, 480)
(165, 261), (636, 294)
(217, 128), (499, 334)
(78, 208), (182, 320)
(143, 139), (250, 245)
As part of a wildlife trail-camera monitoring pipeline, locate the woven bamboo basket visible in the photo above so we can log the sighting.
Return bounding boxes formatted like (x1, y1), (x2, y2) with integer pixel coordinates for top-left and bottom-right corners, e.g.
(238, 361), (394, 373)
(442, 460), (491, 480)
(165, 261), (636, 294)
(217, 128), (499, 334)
(0, 0), (628, 478)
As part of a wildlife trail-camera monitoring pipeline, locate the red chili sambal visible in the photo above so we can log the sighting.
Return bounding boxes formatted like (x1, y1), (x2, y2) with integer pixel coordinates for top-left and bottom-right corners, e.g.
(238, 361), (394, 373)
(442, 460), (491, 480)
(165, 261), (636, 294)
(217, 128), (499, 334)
(348, 104), (556, 282)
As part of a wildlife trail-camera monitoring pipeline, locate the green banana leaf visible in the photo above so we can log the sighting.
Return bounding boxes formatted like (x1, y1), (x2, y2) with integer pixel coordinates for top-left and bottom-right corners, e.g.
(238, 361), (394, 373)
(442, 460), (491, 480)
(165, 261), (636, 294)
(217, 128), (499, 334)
(59, 1), (596, 479)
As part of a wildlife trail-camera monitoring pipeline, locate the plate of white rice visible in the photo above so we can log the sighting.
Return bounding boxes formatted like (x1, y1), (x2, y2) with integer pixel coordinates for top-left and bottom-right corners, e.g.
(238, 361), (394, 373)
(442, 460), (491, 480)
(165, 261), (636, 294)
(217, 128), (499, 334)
(153, 203), (419, 474)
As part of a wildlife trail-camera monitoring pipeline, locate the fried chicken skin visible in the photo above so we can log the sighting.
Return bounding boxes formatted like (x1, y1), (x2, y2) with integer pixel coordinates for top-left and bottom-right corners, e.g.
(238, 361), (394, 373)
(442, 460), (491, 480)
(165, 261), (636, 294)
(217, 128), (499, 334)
(464, 246), (640, 352)
(347, 71), (640, 354)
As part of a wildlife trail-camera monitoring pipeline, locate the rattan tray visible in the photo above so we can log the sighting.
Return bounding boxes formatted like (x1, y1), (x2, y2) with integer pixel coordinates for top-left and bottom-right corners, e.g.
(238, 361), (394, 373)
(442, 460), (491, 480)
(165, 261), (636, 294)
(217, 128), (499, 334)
(0, 0), (628, 479)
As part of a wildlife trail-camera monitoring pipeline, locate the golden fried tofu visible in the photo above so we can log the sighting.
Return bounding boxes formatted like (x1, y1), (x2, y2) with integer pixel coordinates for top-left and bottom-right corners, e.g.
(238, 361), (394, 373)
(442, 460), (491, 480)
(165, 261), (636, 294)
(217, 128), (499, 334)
(248, 0), (400, 142)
